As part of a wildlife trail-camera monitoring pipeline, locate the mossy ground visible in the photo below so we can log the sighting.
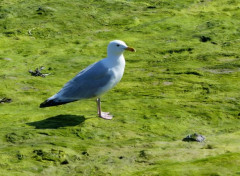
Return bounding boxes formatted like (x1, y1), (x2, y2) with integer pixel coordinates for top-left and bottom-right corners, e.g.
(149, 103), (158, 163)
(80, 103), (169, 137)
(1, 0), (240, 175)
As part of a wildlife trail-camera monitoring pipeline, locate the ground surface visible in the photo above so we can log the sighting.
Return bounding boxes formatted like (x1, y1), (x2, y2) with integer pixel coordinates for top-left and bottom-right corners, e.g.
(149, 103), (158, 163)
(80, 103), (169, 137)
(0, 0), (240, 175)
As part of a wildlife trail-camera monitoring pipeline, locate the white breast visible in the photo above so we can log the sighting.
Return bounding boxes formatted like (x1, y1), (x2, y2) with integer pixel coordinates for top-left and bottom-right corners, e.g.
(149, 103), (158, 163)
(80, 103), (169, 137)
(96, 55), (125, 96)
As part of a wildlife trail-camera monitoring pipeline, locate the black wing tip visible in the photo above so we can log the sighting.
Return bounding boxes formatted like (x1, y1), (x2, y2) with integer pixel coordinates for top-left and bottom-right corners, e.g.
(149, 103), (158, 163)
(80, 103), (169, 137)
(39, 99), (74, 108)
(40, 99), (60, 108)
(40, 100), (51, 108)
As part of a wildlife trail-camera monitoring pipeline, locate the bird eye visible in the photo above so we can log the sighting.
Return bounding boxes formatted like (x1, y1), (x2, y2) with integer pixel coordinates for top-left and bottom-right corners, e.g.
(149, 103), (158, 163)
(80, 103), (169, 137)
(116, 44), (120, 47)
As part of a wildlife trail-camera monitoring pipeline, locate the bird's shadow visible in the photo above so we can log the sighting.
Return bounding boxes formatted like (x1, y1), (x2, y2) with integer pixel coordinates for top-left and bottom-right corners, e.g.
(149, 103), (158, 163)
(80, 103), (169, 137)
(27, 115), (85, 129)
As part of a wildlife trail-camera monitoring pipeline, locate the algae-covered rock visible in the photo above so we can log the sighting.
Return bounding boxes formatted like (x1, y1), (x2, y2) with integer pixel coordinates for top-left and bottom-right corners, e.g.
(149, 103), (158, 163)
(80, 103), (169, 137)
(6, 132), (34, 143)
(36, 6), (56, 15)
(33, 149), (69, 164)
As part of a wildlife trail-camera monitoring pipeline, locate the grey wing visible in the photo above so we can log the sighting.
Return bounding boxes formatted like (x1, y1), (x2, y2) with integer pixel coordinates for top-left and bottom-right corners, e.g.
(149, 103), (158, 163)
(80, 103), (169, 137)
(51, 61), (113, 102)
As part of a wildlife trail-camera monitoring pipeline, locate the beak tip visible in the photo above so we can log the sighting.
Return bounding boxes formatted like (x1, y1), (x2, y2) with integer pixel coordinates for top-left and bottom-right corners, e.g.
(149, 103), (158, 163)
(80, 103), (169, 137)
(126, 47), (136, 52)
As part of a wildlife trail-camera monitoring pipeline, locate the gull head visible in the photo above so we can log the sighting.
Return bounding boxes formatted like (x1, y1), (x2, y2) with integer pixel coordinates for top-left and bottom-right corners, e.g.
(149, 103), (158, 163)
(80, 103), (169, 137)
(107, 40), (135, 57)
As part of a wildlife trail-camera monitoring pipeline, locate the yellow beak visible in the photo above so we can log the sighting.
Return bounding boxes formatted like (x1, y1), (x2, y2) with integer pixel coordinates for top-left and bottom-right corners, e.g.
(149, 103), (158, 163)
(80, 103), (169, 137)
(125, 46), (136, 52)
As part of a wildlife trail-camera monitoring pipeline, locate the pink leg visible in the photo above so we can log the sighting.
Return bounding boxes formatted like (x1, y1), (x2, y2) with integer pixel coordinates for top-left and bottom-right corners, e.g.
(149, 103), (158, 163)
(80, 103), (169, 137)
(96, 98), (113, 120)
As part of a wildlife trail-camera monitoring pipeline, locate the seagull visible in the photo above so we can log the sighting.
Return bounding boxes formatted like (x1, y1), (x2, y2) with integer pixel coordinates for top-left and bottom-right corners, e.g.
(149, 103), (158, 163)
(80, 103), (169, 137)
(40, 40), (135, 120)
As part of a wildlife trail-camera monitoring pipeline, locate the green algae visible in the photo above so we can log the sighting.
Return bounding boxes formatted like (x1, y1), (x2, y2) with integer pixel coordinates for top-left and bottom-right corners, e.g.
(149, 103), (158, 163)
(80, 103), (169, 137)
(0, 0), (240, 175)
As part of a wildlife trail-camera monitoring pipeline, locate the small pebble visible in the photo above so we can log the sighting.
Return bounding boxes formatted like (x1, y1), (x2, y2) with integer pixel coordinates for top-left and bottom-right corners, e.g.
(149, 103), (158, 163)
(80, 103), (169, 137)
(182, 133), (205, 142)
(0, 58), (12, 61)
(0, 97), (12, 104)
(29, 66), (50, 77)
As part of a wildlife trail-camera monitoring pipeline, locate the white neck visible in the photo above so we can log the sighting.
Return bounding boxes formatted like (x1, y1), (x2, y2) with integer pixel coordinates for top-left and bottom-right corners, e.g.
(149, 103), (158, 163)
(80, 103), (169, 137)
(107, 50), (124, 58)
(104, 54), (125, 68)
